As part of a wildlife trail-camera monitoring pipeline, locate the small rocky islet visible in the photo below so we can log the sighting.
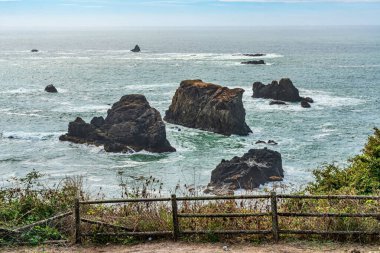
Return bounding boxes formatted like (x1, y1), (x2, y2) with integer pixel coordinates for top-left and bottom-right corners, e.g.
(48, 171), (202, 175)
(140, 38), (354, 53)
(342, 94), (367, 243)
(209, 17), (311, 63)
(60, 77), (313, 192)
(60, 94), (175, 153)
(45, 84), (58, 93)
(252, 78), (314, 108)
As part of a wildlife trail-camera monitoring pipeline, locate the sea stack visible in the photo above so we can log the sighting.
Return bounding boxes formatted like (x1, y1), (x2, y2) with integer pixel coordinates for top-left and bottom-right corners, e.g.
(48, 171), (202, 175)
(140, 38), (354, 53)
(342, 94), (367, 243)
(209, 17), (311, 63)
(131, 45), (141, 52)
(206, 148), (284, 193)
(60, 94), (176, 153)
(164, 80), (252, 136)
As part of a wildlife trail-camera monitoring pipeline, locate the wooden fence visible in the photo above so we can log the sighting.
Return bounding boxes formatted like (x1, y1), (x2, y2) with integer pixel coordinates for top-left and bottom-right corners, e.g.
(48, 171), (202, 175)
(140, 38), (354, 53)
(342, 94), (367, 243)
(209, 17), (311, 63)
(75, 192), (380, 244)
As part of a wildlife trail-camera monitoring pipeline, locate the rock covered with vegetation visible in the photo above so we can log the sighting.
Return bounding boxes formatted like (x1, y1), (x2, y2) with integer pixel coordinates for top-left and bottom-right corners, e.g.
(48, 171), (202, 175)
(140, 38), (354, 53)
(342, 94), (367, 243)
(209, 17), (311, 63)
(207, 148), (283, 193)
(164, 80), (252, 136)
(60, 94), (175, 153)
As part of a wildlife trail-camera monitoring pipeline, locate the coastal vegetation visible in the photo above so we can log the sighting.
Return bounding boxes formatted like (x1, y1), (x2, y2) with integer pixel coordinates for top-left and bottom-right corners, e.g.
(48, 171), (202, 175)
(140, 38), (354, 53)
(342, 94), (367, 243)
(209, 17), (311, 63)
(0, 129), (379, 246)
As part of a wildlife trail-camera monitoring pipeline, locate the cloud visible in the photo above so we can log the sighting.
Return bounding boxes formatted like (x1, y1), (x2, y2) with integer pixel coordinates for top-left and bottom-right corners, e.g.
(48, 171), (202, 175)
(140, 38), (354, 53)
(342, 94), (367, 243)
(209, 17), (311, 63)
(220, 0), (380, 2)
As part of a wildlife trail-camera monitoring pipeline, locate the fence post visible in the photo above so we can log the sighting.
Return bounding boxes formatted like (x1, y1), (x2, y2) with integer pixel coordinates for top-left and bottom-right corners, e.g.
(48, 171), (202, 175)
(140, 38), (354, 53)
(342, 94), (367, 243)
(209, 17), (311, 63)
(171, 194), (180, 241)
(270, 191), (279, 242)
(74, 197), (82, 244)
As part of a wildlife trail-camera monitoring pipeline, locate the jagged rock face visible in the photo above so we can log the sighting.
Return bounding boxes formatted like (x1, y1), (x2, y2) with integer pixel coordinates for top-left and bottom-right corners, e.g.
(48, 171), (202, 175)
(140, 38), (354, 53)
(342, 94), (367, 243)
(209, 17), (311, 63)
(207, 148), (283, 192)
(164, 80), (252, 136)
(252, 78), (302, 102)
(60, 94), (175, 153)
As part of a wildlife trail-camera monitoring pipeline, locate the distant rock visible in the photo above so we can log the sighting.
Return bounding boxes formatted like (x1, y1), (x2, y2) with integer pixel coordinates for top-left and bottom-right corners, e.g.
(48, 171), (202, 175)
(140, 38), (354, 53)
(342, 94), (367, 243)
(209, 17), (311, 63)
(31, 49), (39, 53)
(131, 45), (141, 52)
(255, 140), (266, 144)
(206, 148), (284, 193)
(45, 84), (58, 93)
(301, 101), (311, 108)
(60, 94), (175, 153)
(268, 140), (278, 145)
(243, 53), (266, 57)
(241, 60), (265, 65)
(302, 97), (314, 103)
(269, 100), (287, 105)
(252, 78), (311, 102)
(164, 80), (252, 136)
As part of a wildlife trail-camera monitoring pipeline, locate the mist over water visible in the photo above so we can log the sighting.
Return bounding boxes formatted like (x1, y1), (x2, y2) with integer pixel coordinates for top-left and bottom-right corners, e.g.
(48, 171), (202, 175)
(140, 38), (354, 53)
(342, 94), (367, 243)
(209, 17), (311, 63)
(1, 27), (379, 196)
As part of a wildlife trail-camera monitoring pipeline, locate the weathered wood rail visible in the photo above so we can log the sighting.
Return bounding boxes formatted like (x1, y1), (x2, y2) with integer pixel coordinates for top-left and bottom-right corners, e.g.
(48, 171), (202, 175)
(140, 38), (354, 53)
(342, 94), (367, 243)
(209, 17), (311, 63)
(75, 192), (380, 243)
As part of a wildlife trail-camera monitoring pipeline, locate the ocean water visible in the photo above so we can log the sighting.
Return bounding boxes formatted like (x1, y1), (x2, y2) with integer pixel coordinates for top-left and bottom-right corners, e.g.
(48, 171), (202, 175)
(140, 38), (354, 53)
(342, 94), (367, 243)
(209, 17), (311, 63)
(0, 27), (379, 196)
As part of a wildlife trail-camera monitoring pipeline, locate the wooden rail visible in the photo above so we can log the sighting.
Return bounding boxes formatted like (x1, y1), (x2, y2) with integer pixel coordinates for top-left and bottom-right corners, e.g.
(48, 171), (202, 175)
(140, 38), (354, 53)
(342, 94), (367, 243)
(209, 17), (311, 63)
(74, 192), (380, 244)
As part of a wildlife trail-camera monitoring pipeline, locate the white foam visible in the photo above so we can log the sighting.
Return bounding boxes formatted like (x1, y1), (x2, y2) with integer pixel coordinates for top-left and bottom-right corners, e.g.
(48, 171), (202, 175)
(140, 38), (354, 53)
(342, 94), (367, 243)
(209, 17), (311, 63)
(3, 112), (46, 118)
(300, 89), (364, 107)
(0, 88), (39, 94)
(246, 89), (364, 112)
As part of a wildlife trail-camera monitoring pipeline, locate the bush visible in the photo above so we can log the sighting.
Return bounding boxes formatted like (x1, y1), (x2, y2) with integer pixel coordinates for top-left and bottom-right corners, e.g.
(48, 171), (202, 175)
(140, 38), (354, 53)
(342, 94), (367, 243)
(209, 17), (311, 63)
(307, 128), (380, 195)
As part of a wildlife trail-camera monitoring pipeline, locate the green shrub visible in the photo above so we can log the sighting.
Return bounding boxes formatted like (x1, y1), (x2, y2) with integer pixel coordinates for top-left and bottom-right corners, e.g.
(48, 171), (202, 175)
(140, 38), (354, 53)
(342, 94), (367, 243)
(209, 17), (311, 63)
(307, 128), (380, 195)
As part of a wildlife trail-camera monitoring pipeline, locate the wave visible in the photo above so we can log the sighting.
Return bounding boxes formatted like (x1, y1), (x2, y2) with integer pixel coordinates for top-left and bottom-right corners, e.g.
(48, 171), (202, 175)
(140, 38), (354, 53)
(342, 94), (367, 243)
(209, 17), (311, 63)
(52, 104), (109, 113)
(0, 88), (39, 94)
(1, 131), (62, 141)
(2, 112), (46, 118)
(300, 89), (364, 107)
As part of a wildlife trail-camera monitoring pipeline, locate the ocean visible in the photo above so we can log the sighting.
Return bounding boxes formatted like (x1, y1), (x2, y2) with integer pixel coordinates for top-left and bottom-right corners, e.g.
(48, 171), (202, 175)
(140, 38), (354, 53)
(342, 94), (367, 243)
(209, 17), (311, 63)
(1, 26), (379, 196)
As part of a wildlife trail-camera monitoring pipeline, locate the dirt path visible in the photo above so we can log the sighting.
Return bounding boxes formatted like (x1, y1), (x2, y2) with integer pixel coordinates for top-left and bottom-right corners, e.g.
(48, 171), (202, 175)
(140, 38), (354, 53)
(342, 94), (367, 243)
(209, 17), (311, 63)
(2, 242), (380, 253)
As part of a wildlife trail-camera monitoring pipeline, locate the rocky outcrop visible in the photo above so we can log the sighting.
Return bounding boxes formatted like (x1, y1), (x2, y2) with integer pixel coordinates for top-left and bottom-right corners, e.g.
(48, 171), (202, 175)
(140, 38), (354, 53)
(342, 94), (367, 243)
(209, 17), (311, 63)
(131, 45), (141, 52)
(302, 97), (314, 103)
(207, 148), (284, 192)
(164, 80), (252, 136)
(269, 100), (287, 105)
(31, 49), (39, 53)
(60, 94), (175, 153)
(301, 101), (311, 108)
(252, 78), (305, 102)
(242, 60), (265, 65)
(45, 84), (58, 93)
(243, 53), (266, 57)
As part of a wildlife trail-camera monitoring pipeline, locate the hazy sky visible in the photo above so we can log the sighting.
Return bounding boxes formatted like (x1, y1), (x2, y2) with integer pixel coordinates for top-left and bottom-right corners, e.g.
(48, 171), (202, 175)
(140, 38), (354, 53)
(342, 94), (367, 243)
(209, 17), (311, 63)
(1, 0), (380, 28)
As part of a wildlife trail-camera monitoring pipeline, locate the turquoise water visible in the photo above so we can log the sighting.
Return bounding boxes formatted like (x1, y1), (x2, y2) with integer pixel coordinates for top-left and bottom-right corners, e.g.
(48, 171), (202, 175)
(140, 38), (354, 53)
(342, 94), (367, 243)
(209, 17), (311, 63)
(1, 27), (379, 195)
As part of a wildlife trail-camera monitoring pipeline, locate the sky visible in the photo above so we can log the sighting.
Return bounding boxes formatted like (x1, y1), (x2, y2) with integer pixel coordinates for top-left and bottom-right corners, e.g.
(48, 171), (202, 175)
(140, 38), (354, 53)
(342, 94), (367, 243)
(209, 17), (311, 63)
(0, 0), (380, 28)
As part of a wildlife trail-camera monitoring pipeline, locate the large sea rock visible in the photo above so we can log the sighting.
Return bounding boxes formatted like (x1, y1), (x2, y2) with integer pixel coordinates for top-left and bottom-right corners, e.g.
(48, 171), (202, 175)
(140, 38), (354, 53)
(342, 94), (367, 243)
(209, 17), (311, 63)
(59, 94), (175, 153)
(207, 148), (283, 193)
(164, 80), (252, 136)
(252, 78), (306, 102)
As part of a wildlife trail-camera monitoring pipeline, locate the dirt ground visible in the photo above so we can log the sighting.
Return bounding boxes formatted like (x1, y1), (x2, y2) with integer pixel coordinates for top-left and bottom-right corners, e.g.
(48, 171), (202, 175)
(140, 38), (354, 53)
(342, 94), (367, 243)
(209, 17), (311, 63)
(2, 242), (380, 253)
